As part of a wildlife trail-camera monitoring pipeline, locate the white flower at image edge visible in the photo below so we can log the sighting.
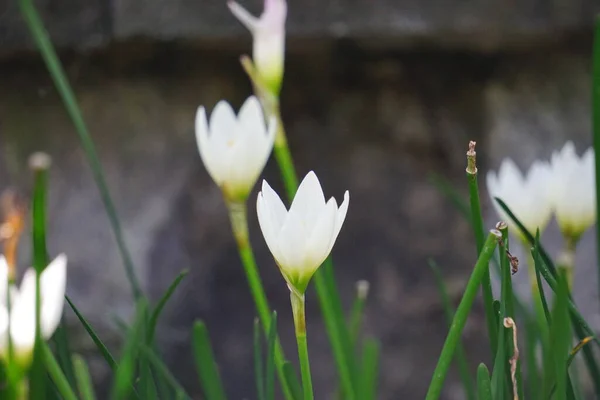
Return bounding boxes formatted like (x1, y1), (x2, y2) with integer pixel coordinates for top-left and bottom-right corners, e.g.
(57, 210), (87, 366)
(0, 254), (67, 364)
(486, 158), (553, 241)
(550, 141), (596, 241)
(257, 171), (349, 294)
(196, 96), (276, 201)
(228, 0), (287, 94)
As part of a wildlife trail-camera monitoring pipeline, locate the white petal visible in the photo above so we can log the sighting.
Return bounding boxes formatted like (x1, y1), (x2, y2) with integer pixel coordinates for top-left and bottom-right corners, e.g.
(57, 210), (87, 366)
(328, 190), (350, 253)
(210, 101), (237, 143)
(238, 96), (265, 132)
(39, 254), (67, 339)
(0, 257), (9, 307)
(195, 106), (224, 185)
(261, 179), (288, 228)
(257, 190), (284, 264)
(288, 171), (326, 233)
(305, 198), (338, 274)
(277, 208), (308, 277)
(228, 1), (259, 32)
(0, 306), (8, 355)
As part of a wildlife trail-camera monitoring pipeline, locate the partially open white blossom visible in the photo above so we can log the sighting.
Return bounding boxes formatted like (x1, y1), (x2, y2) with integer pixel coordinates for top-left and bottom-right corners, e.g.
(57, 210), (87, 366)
(228, 0), (287, 94)
(0, 254), (67, 365)
(196, 96), (276, 201)
(257, 171), (349, 294)
(487, 158), (553, 241)
(550, 141), (596, 242)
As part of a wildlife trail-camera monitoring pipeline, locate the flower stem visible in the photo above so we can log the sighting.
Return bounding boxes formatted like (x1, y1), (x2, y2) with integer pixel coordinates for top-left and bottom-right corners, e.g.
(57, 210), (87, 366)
(592, 15), (600, 318)
(466, 141), (497, 356)
(227, 201), (295, 400)
(290, 291), (314, 400)
(425, 230), (501, 400)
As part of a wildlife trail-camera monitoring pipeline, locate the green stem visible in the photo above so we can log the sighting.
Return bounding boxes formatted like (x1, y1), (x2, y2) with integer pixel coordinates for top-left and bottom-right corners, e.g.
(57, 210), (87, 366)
(227, 202), (295, 400)
(43, 345), (78, 400)
(593, 15), (600, 319)
(290, 291), (314, 400)
(425, 231), (500, 400)
(466, 144), (497, 355)
(18, 0), (142, 300)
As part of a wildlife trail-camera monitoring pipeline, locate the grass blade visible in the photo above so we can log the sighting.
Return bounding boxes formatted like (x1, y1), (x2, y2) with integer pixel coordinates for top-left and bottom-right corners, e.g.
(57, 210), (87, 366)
(550, 271), (572, 400)
(18, 0), (142, 300)
(139, 346), (191, 400)
(66, 295), (117, 370)
(476, 363), (492, 400)
(532, 232), (552, 324)
(357, 338), (380, 400)
(43, 344), (78, 400)
(72, 355), (96, 400)
(147, 270), (188, 343)
(282, 362), (303, 400)
(266, 312), (278, 400)
(192, 321), (227, 400)
(112, 300), (147, 400)
(466, 143), (498, 357)
(429, 259), (475, 400)
(425, 231), (500, 400)
(349, 280), (369, 347)
(254, 318), (266, 400)
(593, 15), (600, 320)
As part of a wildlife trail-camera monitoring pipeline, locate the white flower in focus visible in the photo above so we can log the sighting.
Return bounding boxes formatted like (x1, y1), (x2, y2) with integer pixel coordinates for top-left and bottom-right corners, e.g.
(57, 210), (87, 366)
(196, 96), (276, 202)
(257, 171), (349, 294)
(0, 254), (67, 365)
(550, 141), (596, 242)
(228, 0), (287, 94)
(487, 158), (552, 241)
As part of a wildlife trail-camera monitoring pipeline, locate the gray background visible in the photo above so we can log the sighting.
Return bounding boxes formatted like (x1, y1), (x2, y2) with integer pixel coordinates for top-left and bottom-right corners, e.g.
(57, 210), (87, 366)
(1, 0), (600, 398)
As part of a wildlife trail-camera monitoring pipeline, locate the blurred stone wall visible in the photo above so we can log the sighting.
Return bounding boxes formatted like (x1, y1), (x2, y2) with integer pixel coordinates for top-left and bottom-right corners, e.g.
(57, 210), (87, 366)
(1, 1), (599, 399)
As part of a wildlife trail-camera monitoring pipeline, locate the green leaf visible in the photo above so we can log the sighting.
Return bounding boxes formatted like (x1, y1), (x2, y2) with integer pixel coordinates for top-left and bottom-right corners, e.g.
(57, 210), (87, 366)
(66, 295), (117, 370)
(532, 231), (551, 325)
(550, 271), (572, 400)
(138, 345), (191, 399)
(282, 362), (303, 400)
(357, 338), (380, 400)
(18, 0), (142, 301)
(72, 354), (96, 400)
(111, 300), (147, 400)
(43, 344), (78, 400)
(476, 363), (492, 400)
(425, 231), (499, 400)
(52, 323), (78, 389)
(429, 259), (475, 400)
(254, 318), (266, 400)
(30, 158), (50, 400)
(147, 270), (188, 343)
(266, 312), (278, 400)
(192, 321), (227, 400)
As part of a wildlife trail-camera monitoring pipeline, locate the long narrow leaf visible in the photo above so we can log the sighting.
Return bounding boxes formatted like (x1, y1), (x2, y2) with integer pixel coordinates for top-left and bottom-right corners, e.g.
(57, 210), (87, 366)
(18, 0), (142, 300)
(550, 272), (572, 400)
(66, 296), (117, 370)
(476, 363), (492, 400)
(139, 346), (191, 400)
(72, 355), (97, 400)
(282, 361), (303, 400)
(266, 312), (277, 400)
(357, 338), (380, 400)
(43, 344), (78, 400)
(192, 321), (227, 400)
(148, 270), (188, 343)
(429, 259), (475, 400)
(254, 319), (266, 400)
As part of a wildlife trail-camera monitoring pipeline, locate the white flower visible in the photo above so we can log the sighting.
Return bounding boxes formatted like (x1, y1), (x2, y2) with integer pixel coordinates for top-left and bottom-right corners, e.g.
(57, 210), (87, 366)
(550, 141), (596, 242)
(487, 158), (553, 241)
(228, 0), (287, 94)
(257, 171), (349, 294)
(0, 254), (67, 364)
(196, 96), (276, 201)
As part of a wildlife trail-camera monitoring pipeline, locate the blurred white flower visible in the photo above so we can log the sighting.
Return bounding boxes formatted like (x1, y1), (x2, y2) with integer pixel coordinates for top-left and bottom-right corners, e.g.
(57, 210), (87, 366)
(228, 0), (287, 94)
(550, 141), (596, 242)
(257, 171), (349, 294)
(0, 254), (67, 364)
(196, 96), (276, 202)
(487, 158), (552, 241)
